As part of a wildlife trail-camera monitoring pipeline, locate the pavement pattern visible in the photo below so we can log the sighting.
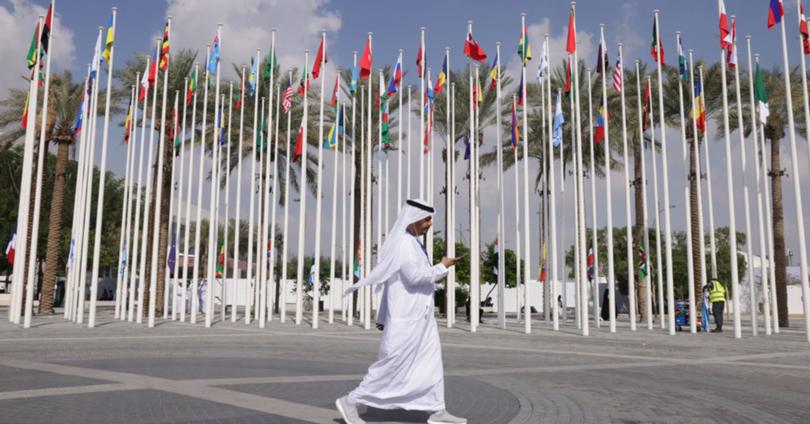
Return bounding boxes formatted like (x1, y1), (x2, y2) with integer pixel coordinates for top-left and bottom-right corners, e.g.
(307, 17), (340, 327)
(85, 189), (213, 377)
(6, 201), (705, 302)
(0, 309), (808, 423)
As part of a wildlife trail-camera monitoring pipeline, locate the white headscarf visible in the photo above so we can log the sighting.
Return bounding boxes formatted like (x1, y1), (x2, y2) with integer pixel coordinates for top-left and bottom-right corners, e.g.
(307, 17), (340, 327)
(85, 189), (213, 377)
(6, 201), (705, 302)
(344, 199), (434, 295)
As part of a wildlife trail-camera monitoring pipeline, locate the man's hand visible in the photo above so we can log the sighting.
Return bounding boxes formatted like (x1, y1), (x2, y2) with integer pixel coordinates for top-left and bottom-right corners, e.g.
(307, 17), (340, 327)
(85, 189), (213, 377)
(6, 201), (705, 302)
(376, 323), (384, 331)
(441, 256), (461, 267)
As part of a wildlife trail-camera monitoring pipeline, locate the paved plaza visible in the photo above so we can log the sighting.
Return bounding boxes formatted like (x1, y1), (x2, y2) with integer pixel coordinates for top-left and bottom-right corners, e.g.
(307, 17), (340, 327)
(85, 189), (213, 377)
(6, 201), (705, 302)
(0, 310), (808, 423)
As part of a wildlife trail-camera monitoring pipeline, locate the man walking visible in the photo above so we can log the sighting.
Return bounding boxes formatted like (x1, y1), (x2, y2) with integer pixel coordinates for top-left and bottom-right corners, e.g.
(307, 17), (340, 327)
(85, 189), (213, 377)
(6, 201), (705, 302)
(336, 199), (466, 424)
(708, 279), (726, 333)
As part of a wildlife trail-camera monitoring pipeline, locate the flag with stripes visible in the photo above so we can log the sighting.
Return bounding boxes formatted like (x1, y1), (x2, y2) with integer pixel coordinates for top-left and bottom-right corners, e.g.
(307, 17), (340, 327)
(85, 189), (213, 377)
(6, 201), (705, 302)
(282, 74), (294, 113)
(612, 60), (622, 92)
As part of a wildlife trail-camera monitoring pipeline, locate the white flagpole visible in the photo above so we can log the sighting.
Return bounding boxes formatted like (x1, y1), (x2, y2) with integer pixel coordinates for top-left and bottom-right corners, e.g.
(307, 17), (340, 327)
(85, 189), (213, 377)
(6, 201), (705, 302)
(149, 18), (172, 328)
(223, 82), (232, 323)
(202, 28), (221, 327)
(245, 49), (260, 325)
(341, 94), (349, 323)
(231, 66), (245, 323)
(11, 15), (43, 324)
(782, 2), (810, 341)
(637, 63), (653, 331)
(586, 67), (599, 329)
(365, 34), (373, 330)
(419, 27), (426, 200)
(467, 24), (477, 331)
(182, 65), (198, 323)
(191, 49), (210, 325)
(129, 67), (148, 322)
(427, 68), (434, 263)
(515, 103), (522, 325)
(689, 55), (708, 332)
(618, 43), (636, 331)
(281, 70), (293, 324)
(253, 101), (263, 320)
(358, 86), (365, 326)
(570, 4), (588, 336)
(345, 69), (355, 324)
(328, 75), (341, 324)
(599, 24), (618, 332)
(714, 4), (741, 339)
(675, 32), (696, 334)
(547, 34), (559, 331)
(175, 76), (189, 321)
(312, 30), (327, 329)
(118, 85), (137, 320)
(398, 50), (404, 210)
(729, 17), (756, 335)
(748, 48), (772, 335)
(645, 75), (664, 330)
(166, 91), (180, 320)
(377, 70), (384, 295)
(408, 84), (412, 201)
(261, 31), (277, 326)
(448, 82), (456, 327)
(269, 77), (281, 323)
(295, 49), (310, 326)
(520, 14), (532, 334)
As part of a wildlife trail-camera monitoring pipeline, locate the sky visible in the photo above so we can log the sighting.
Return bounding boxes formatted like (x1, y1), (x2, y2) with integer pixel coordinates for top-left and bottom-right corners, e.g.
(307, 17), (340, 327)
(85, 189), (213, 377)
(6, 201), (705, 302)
(2, 0), (810, 278)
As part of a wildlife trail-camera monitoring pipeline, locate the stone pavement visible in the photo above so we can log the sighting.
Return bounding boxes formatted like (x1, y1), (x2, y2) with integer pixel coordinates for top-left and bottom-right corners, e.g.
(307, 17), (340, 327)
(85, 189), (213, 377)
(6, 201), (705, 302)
(0, 310), (808, 423)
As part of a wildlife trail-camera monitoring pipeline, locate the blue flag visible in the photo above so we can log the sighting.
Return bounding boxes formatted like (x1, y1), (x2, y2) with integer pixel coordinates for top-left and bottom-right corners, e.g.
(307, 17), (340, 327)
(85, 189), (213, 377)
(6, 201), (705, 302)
(350, 64), (359, 94)
(207, 34), (220, 74)
(552, 90), (564, 147)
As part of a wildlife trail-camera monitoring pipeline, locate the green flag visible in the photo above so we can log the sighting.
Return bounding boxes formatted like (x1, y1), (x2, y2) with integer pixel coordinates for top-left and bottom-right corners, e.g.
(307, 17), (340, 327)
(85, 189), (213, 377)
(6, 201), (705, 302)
(754, 64), (769, 125)
(26, 22), (39, 69)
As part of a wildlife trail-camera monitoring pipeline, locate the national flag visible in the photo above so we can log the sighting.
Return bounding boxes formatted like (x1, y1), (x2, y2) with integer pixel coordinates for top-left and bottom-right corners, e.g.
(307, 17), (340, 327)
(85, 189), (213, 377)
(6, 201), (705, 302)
(517, 71), (525, 106)
(416, 42), (424, 78)
(26, 22), (39, 69)
(612, 59), (623, 92)
(802, 5), (810, 54)
(215, 241), (225, 278)
(720, 0), (732, 48)
(72, 89), (86, 139)
(331, 74), (340, 107)
(650, 18), (665, 64)
(726, 19), (738, 69)
(312, 36), (327, 79)
(768, 0), (784, 29)
(263, 51), (276, 80)
(388, 56), (403, 96)
(208, 34), (221, 74)
(124, 99), (133, 143)
(463, 133), (471, 160)
(463, 29), (487, 62)
(159, 21), (170, 71)
(694, 73), (707, 134)
(595, 34), (608, 74)
(423, 102), (433, 154)
(517, 25), (532, 64)
(187, 67), (197, 105)
(754, 63), (769, 125)
(217, 104), (226, 146)
(537, 39), (549, 82)
(147, 45), (158, 85)
(282, 74), (294, 113)
(350, 63), (359, 94)
(678, 35), (688, 81)
(511, 99), (519, 151)
(359, 37), (372, 79)
(382, 96), (392, 151)
(249, 56), (257, 97)
(552, 90), (564, 147)
(595, 101), (607, 143)
(256, 108), (266, 151)
(435, 55), (447, 94)
(168, 235), (176, 273)
(538, 242), (548, 282)
(20, 92), (30, 129)
(587, 244), (594, 282)
(639, 239), (648, 280)
(40, 3), (53, 54)
(325, 104), (344, 149)
(566, 9), (577, 54)
(293, 124), (304, 162)
(170, 105), (180, 149)
(235, 74), (243, 110)
(4, 226), (16, 266)
(297, 68), (310, 95)
(139, 61), (150, 101)
(564, 59), (572, 97)
(488, 53), (499, 90)
(643, 79), (653, 130)
(354, 240), (363, 278)
(424, 74), (435, 112)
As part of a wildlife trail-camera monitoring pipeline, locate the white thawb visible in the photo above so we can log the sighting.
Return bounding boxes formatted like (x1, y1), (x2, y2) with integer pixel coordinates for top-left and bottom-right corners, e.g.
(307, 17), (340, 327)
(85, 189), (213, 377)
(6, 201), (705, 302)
(344, 199), (449, 412)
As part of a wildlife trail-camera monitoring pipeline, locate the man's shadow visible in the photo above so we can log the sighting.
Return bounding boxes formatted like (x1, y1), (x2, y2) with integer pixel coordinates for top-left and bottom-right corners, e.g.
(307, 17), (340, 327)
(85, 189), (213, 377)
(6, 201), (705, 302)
(335, 406), (430, 423)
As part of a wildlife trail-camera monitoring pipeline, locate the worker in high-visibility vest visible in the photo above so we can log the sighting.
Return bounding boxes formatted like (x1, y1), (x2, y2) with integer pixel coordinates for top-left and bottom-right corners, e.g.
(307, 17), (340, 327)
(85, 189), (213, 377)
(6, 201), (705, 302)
(708, 279), (726, 333)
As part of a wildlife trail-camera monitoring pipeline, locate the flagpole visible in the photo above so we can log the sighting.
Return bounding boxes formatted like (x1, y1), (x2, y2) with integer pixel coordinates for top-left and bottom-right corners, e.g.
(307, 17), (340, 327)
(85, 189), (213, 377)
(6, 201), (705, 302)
(586, 67), (599, 330)
(570, 4), (588, 336)
(229, 67), (245, 322)
(261, 33), (278, 328)
(674, 32), (696, 334)
(269, 76), (281, 323)
(493, 43), (505, 329)
(346, 69), (357, 325)
(281, 70), (293, 324)
(746, 42), (771, 335)
(727, 16), (755, 335)
(309, 28), (324, 329)
(343, 79), (352, 324)
(11, 15), (43, 324)
(205, 25), (223, 327)
(713, 4), (741, 338)
(118, 85), (137, 320)
(645, 75), (664, 330)
(243, 49), (259, 325)
(254, 98), (265, 322)
(474, 66), (481, 332)
(167, 91), (180, 321)
(753, 56), (779, 334)
(129, 67), (148, 322)
(449, 82), (456, 326)
(365, 33), (373, 331)
(295, 49), (310, 326)
(358, 85), (365, 326)
(376, 69), (384, 296)
(419, 27), (426, 200)
(427, 67), (435, 263)
(618, 43), (637, 330)
(174, 77), (189, 321)
(222, 83), (232, 322)
(192, 47), (211, 326)
(22, 9), (56, 327)
(328, 75), (341, 324)
(467, 21), (477, 331)
(547, 34), (559, 331)
(688, 54), (708, 332)
(780, 1), (810, 341)
(519, 13), (532, 333)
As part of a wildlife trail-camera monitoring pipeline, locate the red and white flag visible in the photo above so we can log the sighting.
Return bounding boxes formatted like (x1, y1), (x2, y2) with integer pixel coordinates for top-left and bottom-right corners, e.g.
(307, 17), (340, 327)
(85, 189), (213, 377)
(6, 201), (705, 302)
(312, 36), (327, 79)
(463, 29), (487, 62)
(802, 4), (810, 54)
(612, 59), (622, 93)
(282, 74), (294, 113)
(726, 19), (738, 69)
(719, 0), (732, 49)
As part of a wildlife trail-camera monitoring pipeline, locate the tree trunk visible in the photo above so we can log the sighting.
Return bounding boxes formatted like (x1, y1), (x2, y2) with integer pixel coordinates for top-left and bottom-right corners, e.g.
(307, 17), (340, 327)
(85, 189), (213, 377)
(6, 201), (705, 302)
(633, 132), (648, 321)
(770, 136), (788, 327)
(689, 139), (703, 315)
(39, 141), (69, 314)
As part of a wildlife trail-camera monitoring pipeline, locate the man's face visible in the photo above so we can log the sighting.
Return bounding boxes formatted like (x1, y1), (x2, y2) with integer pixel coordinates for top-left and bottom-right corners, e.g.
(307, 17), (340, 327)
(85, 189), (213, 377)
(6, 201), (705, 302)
(410, 216), (432, 236)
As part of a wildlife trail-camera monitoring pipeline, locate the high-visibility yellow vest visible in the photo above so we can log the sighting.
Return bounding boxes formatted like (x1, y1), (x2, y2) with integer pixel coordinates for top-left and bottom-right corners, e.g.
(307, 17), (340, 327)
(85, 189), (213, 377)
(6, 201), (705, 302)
(709, 280), (726, 303)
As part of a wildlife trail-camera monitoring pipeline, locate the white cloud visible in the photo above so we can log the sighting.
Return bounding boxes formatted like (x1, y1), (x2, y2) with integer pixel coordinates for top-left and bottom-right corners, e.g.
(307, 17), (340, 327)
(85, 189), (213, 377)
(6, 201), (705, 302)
(166, 0), (341, 80)
(0, 0), (76, 96)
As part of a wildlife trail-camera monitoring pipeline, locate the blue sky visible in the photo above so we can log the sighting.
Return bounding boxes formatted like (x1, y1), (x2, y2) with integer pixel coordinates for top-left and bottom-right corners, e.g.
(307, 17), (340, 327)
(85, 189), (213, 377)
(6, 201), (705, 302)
(3, 0), (810, 274)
